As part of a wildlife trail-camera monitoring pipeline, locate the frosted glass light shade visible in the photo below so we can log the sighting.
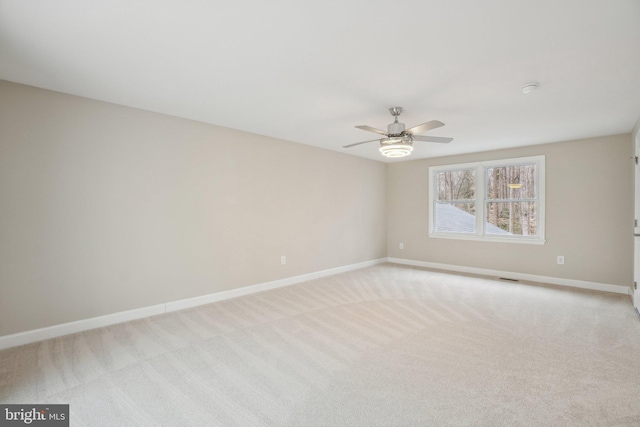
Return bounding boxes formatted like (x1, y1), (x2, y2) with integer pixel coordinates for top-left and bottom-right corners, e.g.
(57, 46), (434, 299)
(379, 143), (413, 158)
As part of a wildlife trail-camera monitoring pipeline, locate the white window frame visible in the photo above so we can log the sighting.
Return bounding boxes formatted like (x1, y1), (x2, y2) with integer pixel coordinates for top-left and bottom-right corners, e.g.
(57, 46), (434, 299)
(428, 155), (545, 245)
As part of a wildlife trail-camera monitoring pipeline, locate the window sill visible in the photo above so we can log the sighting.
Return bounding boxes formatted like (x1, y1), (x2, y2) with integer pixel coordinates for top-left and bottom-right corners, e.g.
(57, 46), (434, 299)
(428, 233), (546, 245)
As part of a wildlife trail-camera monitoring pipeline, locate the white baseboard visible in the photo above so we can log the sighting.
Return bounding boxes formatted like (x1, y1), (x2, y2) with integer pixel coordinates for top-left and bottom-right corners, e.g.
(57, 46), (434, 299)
(165, 258), (386, 312)
(0, 304), (166, 352)
(2, 257), (625, 351)
(388, 257), (630, 295)
(0, 258), (386, 351)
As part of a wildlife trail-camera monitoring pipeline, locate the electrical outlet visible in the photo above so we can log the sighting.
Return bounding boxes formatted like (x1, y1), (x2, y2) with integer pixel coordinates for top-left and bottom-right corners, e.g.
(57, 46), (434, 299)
(399, 243), (404, 250)
(557, 256), (564, 265)
(281, 256), (286, 265)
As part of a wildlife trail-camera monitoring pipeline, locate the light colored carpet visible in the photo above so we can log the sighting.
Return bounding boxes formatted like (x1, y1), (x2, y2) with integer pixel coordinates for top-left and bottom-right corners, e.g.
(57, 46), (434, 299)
(2, 263), (640, 426)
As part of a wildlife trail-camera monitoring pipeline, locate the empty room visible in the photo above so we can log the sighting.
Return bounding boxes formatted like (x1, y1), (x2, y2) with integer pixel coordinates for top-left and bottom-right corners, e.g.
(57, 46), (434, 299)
(2, 0), (640, 425)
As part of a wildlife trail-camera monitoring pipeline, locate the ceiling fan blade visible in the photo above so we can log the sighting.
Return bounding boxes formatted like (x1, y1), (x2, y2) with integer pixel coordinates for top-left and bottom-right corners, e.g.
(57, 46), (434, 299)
(355, 125), (388, 136)
(412, 135), (453, 143)
(343, 139), (380, 148)
(405, 120), (444, 135)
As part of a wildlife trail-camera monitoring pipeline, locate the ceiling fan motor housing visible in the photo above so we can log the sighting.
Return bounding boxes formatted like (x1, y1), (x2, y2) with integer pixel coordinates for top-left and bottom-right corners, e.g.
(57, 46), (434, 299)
(387, 121), (405, 135)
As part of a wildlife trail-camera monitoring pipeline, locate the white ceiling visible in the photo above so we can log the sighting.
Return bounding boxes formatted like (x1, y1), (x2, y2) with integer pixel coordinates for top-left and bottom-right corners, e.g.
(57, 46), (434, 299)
(1, 0), (639, 162)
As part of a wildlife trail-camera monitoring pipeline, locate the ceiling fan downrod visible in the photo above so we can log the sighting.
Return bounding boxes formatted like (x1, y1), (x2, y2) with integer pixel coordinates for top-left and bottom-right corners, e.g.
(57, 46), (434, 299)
(388, 107), (405, 135)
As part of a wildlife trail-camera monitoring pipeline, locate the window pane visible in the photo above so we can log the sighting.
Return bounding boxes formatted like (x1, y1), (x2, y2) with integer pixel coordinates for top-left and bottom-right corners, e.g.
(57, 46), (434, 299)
(436, 169), (475, 201)
(486, 164), (536, 200)
(434, 202), (476, 233)
(486, 201), (537, 235)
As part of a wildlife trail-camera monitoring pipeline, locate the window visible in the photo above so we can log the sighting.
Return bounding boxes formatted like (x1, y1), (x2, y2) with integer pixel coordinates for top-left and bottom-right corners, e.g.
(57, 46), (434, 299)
(429, 156), (545, 244)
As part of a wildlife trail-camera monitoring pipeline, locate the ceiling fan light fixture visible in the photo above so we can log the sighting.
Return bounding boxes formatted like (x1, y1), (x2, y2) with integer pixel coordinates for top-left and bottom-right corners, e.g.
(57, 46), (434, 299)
(379, 142), (413, 158)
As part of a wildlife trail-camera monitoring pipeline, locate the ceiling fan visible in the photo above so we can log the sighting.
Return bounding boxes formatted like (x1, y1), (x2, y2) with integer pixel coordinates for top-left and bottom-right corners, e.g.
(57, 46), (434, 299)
(344, 107), (453, 158)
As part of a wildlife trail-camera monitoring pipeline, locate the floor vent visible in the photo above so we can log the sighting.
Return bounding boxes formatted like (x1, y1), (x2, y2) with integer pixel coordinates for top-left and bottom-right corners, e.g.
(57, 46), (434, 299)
(499, 277), (519, 282)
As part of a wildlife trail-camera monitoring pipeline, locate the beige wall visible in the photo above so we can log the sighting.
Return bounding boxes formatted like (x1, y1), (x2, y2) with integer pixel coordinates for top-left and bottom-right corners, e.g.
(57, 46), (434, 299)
(0, 80), (387, 336)
(387, 134), (634, 287)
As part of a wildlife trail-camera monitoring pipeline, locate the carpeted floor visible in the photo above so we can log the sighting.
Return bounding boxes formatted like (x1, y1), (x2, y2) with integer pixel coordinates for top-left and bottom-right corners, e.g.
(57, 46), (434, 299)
(2, 263), (640, 426)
